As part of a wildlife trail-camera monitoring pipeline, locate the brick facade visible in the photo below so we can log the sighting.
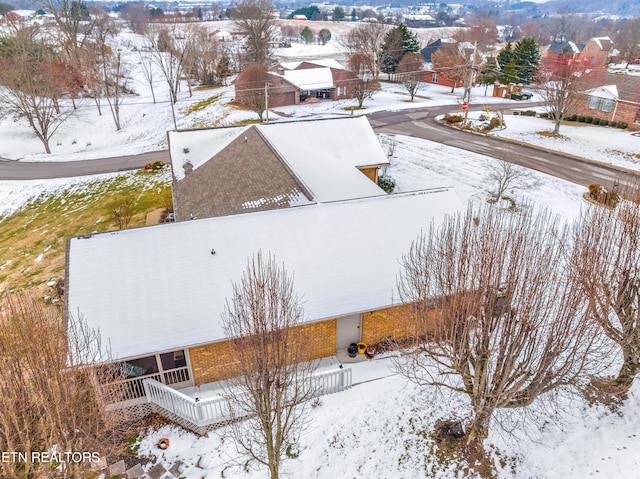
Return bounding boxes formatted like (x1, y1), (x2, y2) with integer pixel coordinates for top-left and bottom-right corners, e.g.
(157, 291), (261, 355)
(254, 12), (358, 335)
(361, 304), (440, 346)
(573, 94), (640, 130)
(188, 319), (336, 385)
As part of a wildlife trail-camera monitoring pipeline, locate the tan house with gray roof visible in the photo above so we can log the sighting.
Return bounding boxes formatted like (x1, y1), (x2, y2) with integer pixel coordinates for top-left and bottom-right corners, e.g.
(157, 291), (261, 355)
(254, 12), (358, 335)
(168, 116), (390, 221)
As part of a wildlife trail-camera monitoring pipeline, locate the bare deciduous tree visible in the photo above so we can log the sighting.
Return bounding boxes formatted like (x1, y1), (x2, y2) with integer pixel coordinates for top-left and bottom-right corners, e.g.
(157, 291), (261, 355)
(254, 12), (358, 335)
(396, 205), (609, 447)
(348, 52), (380, 108)
(431, 45), (468, 93)
(0, 34), (73, 154)
(537, 57), (601, 135)
(232, 0), (278, 66)
(0, 293), (128, 479)
(221, 252), (318, 479)
(397, 52), (424, 101)
(343, 22), (387, 77)
(484, 159), (537, 205)
(111, 193), (136, 229)
(615, 17), (640, 67)
(236, 63), (270, 121)
(570, 189), (640, 397)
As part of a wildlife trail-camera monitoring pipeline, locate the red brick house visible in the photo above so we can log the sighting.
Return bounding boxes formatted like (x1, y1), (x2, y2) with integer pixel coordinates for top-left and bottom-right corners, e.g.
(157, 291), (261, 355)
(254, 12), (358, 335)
(420, 39), (479, 91)
(573, 72), (640, 130)
(234, 60), (359, 107)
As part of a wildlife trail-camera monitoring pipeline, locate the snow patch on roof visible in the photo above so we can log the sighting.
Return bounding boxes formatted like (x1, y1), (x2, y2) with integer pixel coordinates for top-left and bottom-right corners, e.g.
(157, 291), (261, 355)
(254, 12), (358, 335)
(586, 84), (618, 99)
(279, 67), (334, 90)
(257, 116), (389, 202)
(67, 188), (464, 360)
(169, 127), (248, 181)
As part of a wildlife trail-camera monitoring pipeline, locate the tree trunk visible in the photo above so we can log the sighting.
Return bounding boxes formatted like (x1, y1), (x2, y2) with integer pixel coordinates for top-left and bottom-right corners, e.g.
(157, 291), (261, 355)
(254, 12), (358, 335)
(467, 405), (493, 446)
(553, 118), (561, 135)
(616, 340), (640, 387)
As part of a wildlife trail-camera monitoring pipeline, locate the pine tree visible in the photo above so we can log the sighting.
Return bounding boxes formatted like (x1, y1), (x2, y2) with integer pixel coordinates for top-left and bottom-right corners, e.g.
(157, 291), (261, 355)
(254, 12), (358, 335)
(501, 58), (518, 84)
(513, 37), (540, 84)
(478, 56), (500, 94)
(379, 23), (420, 77)
(497, 41), (513, 70)
(300, 26), (313, 44)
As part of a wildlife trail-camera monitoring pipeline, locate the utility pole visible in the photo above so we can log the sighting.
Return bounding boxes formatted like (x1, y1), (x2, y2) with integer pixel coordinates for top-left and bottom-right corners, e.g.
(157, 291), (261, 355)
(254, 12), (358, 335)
(264, 83), (269, 122)
(463, 41), (478, 125)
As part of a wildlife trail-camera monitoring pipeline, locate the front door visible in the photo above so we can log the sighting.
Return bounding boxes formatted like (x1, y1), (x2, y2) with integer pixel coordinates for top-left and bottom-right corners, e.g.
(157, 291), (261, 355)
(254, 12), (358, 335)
(336, 314), (362, 349)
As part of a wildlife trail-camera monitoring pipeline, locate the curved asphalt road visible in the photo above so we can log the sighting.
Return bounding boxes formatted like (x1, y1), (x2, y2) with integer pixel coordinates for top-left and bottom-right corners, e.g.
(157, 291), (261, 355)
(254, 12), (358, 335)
(368, 104), (640, 191)
(1, 103), (638, 189)
(0, 150), (169, 180)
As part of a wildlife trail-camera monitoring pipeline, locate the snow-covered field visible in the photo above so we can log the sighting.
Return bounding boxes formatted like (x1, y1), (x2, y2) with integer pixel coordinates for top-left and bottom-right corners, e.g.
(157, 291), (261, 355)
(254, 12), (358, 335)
(136, 356), (640, 479)
(2, 28), (640, 479)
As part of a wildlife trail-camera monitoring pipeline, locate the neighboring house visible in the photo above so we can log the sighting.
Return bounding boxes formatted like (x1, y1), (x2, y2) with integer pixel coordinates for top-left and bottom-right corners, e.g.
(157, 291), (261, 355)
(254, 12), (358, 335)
(234, 60), (359, 107)
(582, 36), (613, 68)
(545, 36), (613, 68)
(168, 116), (390, 220)
(573, 72), (640, 129)
(420, 39), (480, 90)
(65, 187), (465, 426)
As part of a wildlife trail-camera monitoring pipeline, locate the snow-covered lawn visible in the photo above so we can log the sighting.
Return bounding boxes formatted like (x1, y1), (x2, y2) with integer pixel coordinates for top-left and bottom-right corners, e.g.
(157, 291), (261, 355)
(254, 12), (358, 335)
(135, 356), (640, 479)
(2, 28), (640, 478)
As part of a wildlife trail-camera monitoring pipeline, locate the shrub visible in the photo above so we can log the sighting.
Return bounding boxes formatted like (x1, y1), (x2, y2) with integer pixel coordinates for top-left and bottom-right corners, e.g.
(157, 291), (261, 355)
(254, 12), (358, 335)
(445, 114), (463, 123)
(617, 122), (628, 129)
(568, 114), (578, 121)
(523, 110), (536, 117)
(585, 117), (593, 124)
(489, 117), (503, 128)
(578, 115), (586, 122)
(599, 118), (609, 126)
(538, 112), (549, 119)
(144, 160), (165, 171)
(512, 111), (520, 116)
(588, 183), (602, 199)
(377, 175), (396, 193)
(602, 191), (620, 208)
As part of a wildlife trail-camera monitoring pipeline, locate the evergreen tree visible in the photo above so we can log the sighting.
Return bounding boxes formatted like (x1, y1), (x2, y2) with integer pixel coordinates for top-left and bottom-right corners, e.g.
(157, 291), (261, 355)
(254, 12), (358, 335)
(477, 57), (500, 94)
(513, 37), (540, 84)
(333, 6), (345, 21)
(399, 23), (420, 54)
(501, 59), (518, 84)
(300, 26), (313, 44)
(497, 41), (513, 70)
(379, 23), (420, 77)
(350, 8), (357, 21)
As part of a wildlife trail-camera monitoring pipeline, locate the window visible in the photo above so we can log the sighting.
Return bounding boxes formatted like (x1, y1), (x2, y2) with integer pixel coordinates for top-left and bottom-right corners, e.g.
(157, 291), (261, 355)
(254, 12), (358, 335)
(432, 73), (439, 83)
(587, 95), (614, 112)
(160, 350), (187, 370)
(121, 356), (159, 378)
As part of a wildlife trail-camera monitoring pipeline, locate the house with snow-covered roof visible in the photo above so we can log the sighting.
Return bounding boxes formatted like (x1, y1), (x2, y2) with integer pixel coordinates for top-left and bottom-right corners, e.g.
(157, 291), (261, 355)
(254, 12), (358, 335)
(168, 116), (390, 220)
(572, 72), (640, 130)
(65, 187), (464, 429)
(234, 59), (359, 107)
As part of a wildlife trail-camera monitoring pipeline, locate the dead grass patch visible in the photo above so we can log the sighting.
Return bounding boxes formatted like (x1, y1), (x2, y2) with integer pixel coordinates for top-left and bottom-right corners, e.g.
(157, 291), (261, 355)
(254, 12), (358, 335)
(0, 171), (172, 297)
(537, 130), (562, 138)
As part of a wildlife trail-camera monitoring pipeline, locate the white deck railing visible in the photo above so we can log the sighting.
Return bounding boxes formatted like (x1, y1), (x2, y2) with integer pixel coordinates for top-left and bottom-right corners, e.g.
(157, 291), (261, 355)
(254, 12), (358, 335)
(143, 367), (352, 429)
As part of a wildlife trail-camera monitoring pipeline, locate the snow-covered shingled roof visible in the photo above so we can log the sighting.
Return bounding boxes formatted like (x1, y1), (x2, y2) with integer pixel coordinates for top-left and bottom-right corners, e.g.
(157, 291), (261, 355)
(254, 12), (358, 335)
(278, 67), (334, 90)
(278, 59), (344, 70)
(168, 116), (390, 202)
(66, 188), (464, 360)
(585, 85), (618, 99)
